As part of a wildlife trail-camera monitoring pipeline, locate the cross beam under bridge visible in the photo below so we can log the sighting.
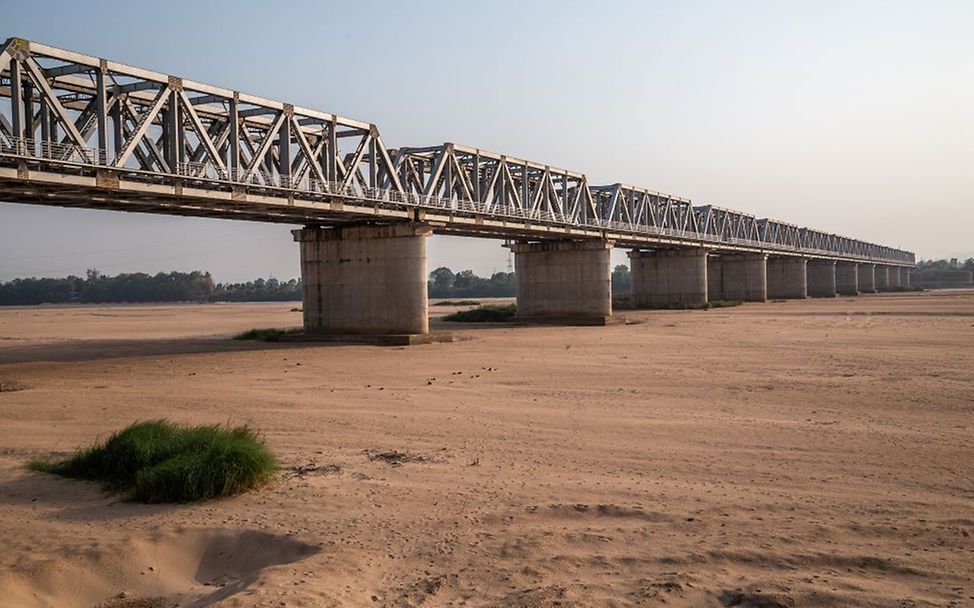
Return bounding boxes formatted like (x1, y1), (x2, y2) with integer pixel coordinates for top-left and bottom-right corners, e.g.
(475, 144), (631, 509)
(0, 37), (913, 267)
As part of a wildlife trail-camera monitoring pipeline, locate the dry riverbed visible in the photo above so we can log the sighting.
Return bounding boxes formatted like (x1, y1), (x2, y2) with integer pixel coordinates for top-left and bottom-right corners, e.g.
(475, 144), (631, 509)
(0, 291), (971, 607)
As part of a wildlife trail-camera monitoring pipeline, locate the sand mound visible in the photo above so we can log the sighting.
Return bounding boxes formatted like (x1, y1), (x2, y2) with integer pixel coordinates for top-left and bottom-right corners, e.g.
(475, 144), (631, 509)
(0, 528), (320, 608)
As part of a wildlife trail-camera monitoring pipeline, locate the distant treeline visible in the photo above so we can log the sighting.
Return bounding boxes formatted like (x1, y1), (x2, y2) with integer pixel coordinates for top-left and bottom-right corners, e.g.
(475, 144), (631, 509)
(3, 261), (672, 305)
(2, 266), (518, 305)
(0, 270), (301, 305)
(429, 267), (516, 298)
(915, 258), (974, 271)
(428, 264), (632, 298)
(912, 258), (973, 289)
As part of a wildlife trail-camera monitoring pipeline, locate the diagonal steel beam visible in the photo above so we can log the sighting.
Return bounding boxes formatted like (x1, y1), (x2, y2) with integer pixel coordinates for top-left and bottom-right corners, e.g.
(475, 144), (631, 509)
(340, 133), (371, 189)
(22, 57), (90, 149)
(178, 90), (226, 172)
(115, 86), (169, 168)
(242, 111), (285, 180)
(290, 116), (325, 184)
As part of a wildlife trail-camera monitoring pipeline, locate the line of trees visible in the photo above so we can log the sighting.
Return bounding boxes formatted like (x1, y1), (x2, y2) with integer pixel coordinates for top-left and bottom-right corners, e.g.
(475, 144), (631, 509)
(915, 258), (974, 271)
(0, 263), (642, 305)
(428, 267), (516, 298)
(0, 269), (302, 305)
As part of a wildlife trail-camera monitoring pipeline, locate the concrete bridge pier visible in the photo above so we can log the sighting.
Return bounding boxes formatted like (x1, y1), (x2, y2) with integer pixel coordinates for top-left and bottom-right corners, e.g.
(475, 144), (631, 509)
(875, 265), (890, 291)
(887, 265), (902, 289)
(836, 262), (859, 295)
(293, 223), (431, 335)
(766, 257), (807, 299)
(858, 263), (877, 293)
(509, 239), (613, 323)
(629, 248), (709, 308)
(708, 254), (768, 302)
(901, 267), (911, 287)
(807, 260), (837, 297)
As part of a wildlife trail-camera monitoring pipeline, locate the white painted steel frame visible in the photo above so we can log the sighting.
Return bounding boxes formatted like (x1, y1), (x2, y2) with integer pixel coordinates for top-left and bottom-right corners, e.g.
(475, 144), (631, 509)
(0, 37), (913, 266)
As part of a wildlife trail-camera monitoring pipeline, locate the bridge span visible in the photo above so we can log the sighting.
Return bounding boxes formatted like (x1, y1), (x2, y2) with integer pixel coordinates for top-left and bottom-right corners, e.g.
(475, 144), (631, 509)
(0, 37), (914, 335)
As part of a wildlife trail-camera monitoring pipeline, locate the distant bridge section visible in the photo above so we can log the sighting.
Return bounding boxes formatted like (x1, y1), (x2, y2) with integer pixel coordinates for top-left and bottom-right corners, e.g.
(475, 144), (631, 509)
(0, 37), (913, 266)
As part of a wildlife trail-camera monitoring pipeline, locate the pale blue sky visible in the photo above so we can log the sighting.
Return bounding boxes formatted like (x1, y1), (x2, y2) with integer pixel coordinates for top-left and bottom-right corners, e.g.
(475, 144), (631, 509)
(1, 0), (971, 281)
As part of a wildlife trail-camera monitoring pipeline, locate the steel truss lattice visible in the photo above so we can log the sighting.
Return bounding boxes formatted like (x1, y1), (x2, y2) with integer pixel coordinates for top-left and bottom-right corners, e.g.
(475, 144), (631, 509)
(0, 37), (913, 266)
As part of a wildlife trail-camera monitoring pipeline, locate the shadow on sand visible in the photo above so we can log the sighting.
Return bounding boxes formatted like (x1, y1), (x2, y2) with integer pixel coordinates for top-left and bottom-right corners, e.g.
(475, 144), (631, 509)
(0, 336), (351, 365)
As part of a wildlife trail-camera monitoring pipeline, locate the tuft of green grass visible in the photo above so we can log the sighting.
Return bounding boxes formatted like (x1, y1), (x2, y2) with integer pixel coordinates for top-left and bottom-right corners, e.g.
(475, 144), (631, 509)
(637, 299), (743, 310)
(29, 420), (277, 503)
(612, 294), (633, 310)
(432, 300), (482, 306)
(443, 303), (517, 323)
(705, 300), (743, 309)
(233, 327), (301, 341)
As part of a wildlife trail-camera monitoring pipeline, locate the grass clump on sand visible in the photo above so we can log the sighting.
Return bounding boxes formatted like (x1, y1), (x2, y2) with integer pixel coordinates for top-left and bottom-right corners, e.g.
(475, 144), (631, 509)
(705, 300), (743, 309)
(29, 420), (277, 503)
(640, 300), (743, 310)
(443, 303), (517, 322)
(233, 327), (301, 341)
(432, 299), (482, 306)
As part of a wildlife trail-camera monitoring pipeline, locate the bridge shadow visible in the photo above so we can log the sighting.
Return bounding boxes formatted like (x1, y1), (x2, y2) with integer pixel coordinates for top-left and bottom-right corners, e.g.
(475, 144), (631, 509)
(0, 336), (346, 365)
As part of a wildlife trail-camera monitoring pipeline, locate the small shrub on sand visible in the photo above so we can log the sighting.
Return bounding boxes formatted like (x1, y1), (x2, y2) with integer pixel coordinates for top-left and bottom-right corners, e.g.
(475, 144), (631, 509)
(640, 300), (743, 310)
(30, 420), (277, 503)
(443, 304), (517, 322)
(233, 327), (301, 341)
(706, 300), (743, 309)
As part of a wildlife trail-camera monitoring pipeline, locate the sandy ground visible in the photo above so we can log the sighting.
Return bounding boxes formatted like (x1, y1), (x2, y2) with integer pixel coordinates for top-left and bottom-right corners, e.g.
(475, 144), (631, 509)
(0, 291), (971, 607)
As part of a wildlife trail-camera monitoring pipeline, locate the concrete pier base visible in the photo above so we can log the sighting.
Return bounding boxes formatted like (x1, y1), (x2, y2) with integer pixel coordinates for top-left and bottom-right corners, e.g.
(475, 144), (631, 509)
(836, 262), (859, 295)
(708, 254), (768, 302)
(875, 265), (890, 291)
(293, 223), (431, 335)
(887, 266), (902, 289)
(629, 248), (709, 308)
(509, 239), (613, 322)
(767, 257), (807, 299)
(858, 263), (877, 293)
(807, 260), (837, 298)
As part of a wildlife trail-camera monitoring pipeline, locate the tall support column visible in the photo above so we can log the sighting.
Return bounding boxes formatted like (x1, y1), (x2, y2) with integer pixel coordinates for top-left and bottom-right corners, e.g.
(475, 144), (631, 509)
(629, 248), (709, 308)
(767, 257), (807, 299)
(293, 223), (431, 335)
(710, 253), (768, 302)
(887, 266), (902, 289)
(707, 256), (723, 300)
(508, 239), (613, 322)
(836, 262), (859, 295)
(902, 267), (911, 287)
(875, 265), (890, 291)
(807, 260), (837, 298)
(858, 263), (877, 293)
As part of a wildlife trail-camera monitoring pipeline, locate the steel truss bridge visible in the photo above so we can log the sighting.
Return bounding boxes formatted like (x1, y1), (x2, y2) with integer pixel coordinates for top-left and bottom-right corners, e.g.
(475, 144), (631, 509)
(0, 38), (913, 266)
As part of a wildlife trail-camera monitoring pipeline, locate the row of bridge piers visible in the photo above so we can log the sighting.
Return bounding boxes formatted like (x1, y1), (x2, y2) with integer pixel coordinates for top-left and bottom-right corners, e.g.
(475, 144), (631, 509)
(294, 224), (912, 336)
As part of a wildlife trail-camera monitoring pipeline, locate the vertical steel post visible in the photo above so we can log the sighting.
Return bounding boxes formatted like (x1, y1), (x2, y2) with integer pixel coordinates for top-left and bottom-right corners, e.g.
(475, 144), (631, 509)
(368, 128), (377, 189)
(95, 61), (108, 162)
(9, 59), (24, 145)
(110, 97), (123, 158)
(278, 109), (291, 185)
(327, 117), (337, 184)
(228, 93), (239, 175)
(473, 151), (481, 202)
(164, 89), (179, 171)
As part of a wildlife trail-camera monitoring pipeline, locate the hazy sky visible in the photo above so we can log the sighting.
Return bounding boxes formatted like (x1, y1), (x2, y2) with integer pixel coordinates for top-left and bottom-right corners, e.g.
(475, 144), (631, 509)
(2, 0), (971, 282)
